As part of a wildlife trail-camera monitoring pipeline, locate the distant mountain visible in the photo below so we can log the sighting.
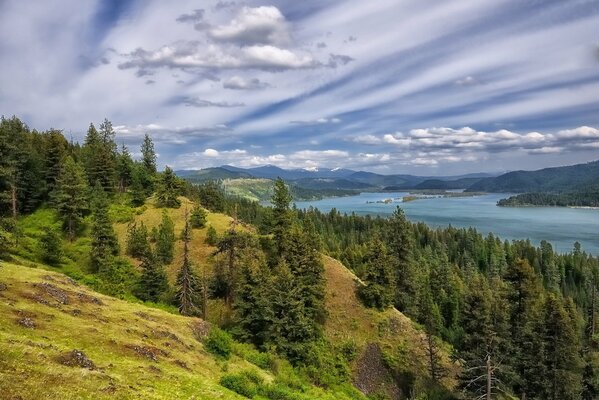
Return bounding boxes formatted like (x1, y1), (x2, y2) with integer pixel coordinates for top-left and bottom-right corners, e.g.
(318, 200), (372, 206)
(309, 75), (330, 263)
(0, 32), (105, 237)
(467, 160), (599, 193)
(179, 167), (253, 182)
(176, 165), (500, 191)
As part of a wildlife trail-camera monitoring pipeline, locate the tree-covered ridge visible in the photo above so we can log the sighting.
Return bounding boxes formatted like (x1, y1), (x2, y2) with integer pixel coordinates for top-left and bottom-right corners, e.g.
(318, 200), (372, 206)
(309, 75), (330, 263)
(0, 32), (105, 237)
(497, 188), (599, 207)
(468, 160), (599, 193)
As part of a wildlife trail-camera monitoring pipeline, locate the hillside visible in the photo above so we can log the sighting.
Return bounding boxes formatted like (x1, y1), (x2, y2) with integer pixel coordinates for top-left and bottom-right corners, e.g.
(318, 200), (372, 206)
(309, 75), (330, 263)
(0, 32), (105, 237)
(0, 197), (456, 399)
(468, 160), (599, 193)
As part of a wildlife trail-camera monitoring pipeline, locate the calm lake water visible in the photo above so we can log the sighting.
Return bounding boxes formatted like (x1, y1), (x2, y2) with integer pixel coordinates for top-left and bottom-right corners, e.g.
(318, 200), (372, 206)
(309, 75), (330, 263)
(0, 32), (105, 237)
(295, 192), (599, 255)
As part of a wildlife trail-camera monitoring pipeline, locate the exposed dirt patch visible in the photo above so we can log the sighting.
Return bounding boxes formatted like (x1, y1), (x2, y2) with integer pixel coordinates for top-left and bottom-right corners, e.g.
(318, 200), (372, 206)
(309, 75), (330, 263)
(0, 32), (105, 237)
(126, 344), (168, 362)
(354, 343), (402, 400)
(148, 365), (162, 374)
(134, 311), (156, 321)
(0, 282), (7, 291)
(190, 320), (210, 341)
(57, 349), (96, 370)
(174, 360), (190, 370)
(30, 282), (69, 307)
(42, 274), (78, 287)
(152, 329), (182, 344)
(76, 292), (104, 306)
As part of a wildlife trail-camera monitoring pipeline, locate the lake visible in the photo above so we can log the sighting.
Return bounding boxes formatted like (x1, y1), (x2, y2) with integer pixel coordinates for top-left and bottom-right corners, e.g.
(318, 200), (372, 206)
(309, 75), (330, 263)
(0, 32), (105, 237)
(295, 192), (599, 255)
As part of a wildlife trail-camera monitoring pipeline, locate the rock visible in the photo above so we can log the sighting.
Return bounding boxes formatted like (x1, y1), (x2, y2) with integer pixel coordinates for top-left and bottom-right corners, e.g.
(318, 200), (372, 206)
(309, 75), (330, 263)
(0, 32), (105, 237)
(32, 282), (69, 306)
(57, 349), (96, 369)
(18, 317), (36, 328)
(0, 282), (7, 291)
(126, 344), (167, 362)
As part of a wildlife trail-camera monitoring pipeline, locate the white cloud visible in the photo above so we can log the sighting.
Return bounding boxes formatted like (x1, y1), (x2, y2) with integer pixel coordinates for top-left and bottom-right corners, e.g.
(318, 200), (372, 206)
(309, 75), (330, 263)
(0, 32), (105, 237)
(203, 148), (220, 157)
(223, 75), (270, 90)
(209, 6), (291, 46)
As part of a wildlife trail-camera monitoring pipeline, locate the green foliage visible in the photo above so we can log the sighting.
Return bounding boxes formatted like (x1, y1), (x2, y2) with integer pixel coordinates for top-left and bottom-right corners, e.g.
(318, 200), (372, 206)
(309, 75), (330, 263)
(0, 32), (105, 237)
(39, 226), (62, 266)
(136, 252), (169, 302)
(198, 181), (225, 212)
(90, 182), (119, 272)
(219, 371), (260, 398)
(126, 222), (151, 259)
(232, 342), (277, 371)
(116, 143), (134, 193)
(358, 236), (395, 310)
(130, 162), (153, 206)
(176, 217), (204, 316)
(205, 327), (233, 359)
(96, 257), (139, 298)
(271, 178), (292, 255)
(206, 225), (218, 245)
(141, 134), (157, 176)
(155, 211), (175, 264)
(155, 166), (181, 208)
(190, 204), (208, 228)
(52, 156), (88, 241)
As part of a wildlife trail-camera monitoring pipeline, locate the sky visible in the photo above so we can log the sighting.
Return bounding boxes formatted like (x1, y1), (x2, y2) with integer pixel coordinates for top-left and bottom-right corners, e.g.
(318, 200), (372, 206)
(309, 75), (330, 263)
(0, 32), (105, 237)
(1, 0), (599, 175)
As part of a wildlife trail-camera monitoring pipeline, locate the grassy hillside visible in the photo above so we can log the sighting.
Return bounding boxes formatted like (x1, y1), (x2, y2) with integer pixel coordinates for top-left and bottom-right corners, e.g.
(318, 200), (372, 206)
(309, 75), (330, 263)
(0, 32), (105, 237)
(1, 196), (457, 399)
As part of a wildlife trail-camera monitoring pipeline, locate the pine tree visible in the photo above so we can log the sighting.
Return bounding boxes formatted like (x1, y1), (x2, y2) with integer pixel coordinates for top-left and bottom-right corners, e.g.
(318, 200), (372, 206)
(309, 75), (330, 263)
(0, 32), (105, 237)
(176, 214), (203, 316)
(43, 129), (68, 197)
(39, 227), (62, 266)
(52, 156), (88, 241)
(205, 225), (218, 245)
(141, 133), (157, 175)
(136, 252), (168, 302)
(542, 293), (583, 400)
(269, 260), (314, 361)
(386, 206), (417, 314)
(358, 236), (395, 309)
(155, 166), (181, 208)
(155, 211), (175, 265)
(116, 143), (134, 193)
(90, 182), (119, 271)
(0, 116), (28, 218)
(234, 261), (273, 347)
(271, 178), (292, 256)
(125, 222), (151, 259)
(130, 162), (151, 206)
(83, 123), (115, 192)
(190, 204), (208, 228)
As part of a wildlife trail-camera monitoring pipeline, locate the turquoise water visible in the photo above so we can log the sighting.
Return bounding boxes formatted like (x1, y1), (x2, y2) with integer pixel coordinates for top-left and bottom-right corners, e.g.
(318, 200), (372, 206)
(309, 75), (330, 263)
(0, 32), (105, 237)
(295, 192), (599, 255)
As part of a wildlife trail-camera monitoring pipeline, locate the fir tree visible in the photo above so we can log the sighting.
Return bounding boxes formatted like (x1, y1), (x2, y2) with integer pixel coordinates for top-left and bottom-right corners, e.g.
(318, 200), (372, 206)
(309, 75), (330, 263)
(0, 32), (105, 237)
(90, 182), (119, 271)
(155, 166), (181, 208)
(205, 225), (218, 245)
(125, 221), (151, 259)
(358, 236), (395, 309)
(141, 134), (156, 175)
(155, 211), (175, 265)
(116, 143), (134, 193)
(190, 204), (208, 228)
(39, 227), (62, 266)
(386, 206), (417, 314)
(52, 156), (88, 241)
(542, 294), (583, 400)
(271, 178), (292, 256)
(136, 252), (168, 302)
(130, 162), (151, 206)
(176, 214), (203, 316)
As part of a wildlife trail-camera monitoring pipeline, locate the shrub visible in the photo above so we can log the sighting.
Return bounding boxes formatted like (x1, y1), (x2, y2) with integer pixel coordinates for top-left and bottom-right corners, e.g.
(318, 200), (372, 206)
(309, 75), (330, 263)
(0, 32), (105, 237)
(205, 327), (233, 359)
(205, 225), (218, 246)
(233, 342), (277, 371)
(39, 227), (63, 266)
(220, 373), (258, 398)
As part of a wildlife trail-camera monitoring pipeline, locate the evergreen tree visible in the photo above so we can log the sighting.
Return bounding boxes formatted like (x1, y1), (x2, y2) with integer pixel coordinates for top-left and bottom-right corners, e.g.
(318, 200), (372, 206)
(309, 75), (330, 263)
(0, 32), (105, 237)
(190, 204), (208, 228)
(125, 222), (151, 259)
(155, 211), (175, 265)
(39, 227), (62, 266)
(90, 182), (119, 271)
(205, 225), (218, 245)
(0, 116), (28, 218)
(271, 178), (292, 256)
(83, 123), (116, 192)
(542, 294), (582, 400)
(358, 236), (395, 309)
(141, 133), (157, 175)
(155, 166), (181, 208)
(385, 206), (417, 314)
(136, 252), (169, 302)
(116, 143), (134, 193)
(176, 214), (203, 316)
(52, 156), (88, 241)
(234, 261), (273, 347)
(130, 162), (151, 206)
(269, 260), (314, 362)
(43, 129), (68, 197)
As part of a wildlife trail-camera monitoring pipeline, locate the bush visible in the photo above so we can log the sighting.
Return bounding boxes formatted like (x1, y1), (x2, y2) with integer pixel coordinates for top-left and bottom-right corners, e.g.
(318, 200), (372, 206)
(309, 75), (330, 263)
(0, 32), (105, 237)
(220, 373), (258, 398)
(205, 327), (233, 359)
(259, 383), (305, 400)
(233, 342), (278, 371)
(205, 225), (218, 246)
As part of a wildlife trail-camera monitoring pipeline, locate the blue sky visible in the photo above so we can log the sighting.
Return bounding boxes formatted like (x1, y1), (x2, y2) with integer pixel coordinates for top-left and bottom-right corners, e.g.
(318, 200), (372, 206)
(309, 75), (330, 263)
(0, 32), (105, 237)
(1, 0), (599, 174)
